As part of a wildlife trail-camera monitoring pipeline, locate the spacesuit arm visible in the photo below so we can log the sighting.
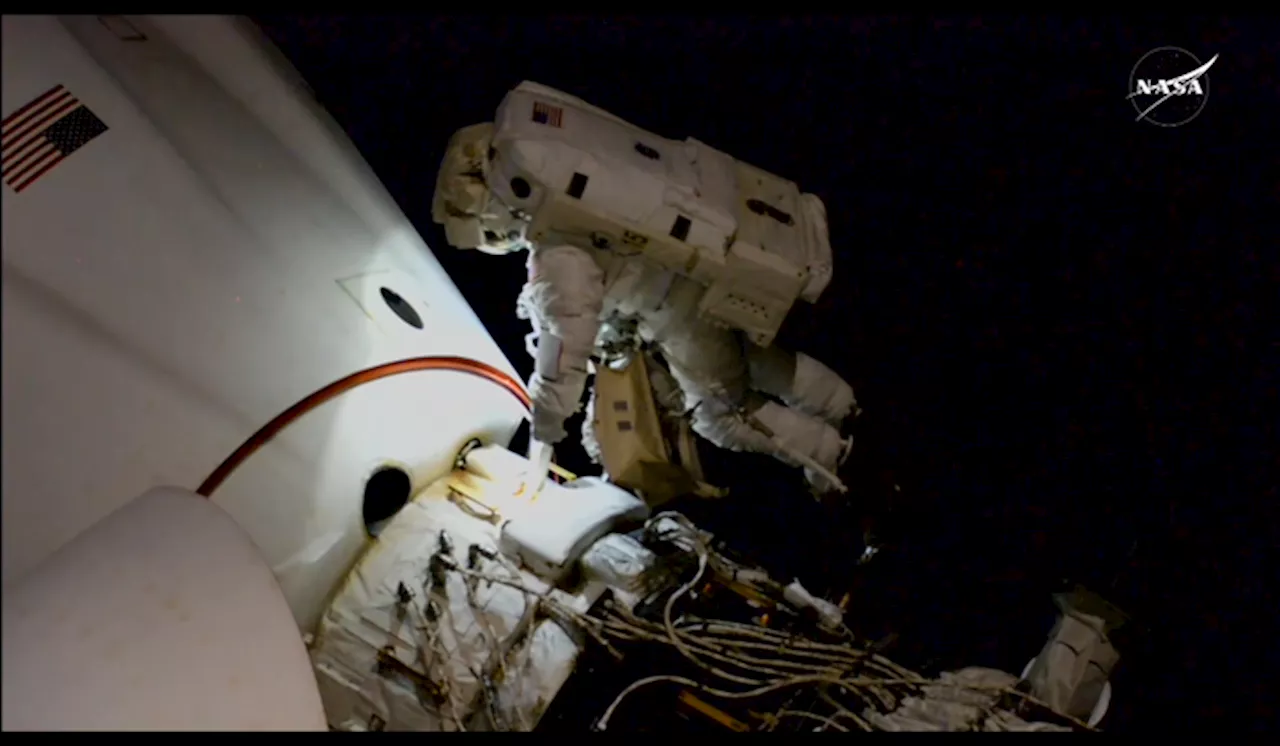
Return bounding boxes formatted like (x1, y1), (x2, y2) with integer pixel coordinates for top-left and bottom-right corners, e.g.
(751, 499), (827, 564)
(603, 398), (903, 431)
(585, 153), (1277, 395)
(521, 243), (605, 444)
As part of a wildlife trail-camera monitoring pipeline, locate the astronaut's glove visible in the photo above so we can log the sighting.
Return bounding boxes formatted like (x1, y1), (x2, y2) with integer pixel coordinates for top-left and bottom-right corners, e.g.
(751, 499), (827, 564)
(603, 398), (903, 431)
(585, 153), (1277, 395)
(529, 402), (569, 446)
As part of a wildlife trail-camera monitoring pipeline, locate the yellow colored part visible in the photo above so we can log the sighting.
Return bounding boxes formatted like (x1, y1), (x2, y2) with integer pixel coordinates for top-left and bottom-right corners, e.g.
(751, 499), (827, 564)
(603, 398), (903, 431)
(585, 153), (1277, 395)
(677, 690), (751, 732)
(549, 462), (577, 482)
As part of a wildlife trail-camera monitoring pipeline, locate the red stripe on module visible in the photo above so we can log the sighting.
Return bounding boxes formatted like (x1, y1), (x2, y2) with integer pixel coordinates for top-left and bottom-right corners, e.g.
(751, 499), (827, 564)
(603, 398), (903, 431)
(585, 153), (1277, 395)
(1, 89), (73, 144)
(2, 139), (56, 177)
(12, 153), (66, 193)
(0, 84), (65, 127)
(1, 137), (50, 171)
(4, 147), (57, 189)
(1, 96), (76, 156)
(4, 142), (57, 183)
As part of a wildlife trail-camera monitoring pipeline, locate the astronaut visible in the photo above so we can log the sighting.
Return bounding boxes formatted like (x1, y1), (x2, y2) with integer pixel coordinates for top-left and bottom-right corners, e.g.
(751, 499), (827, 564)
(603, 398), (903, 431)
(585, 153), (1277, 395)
(515, 246), (856, 493)
(432, 85), (860, 494)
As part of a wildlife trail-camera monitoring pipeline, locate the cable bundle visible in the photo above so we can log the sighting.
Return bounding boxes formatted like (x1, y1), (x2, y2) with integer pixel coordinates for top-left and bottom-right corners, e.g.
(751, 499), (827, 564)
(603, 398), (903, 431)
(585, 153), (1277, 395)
(448, 512), (1094, 733)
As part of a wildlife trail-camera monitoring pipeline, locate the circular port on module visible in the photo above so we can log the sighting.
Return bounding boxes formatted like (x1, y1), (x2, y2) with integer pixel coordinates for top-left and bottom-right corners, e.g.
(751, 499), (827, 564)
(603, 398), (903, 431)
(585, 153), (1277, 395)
(363, 465), (412, 537)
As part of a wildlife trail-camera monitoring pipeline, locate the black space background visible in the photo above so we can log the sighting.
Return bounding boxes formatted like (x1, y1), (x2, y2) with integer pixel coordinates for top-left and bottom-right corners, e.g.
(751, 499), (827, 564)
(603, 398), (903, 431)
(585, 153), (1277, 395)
(253, 15), (1278, 731)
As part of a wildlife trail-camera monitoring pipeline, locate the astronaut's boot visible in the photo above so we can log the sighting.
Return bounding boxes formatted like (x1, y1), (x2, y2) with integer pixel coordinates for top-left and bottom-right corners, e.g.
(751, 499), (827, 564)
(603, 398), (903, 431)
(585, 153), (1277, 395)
(820, 397), (861, 487)
(805, 434), (856, 504)
(838, 433), (855, 466)
(693, 396), (848, 496)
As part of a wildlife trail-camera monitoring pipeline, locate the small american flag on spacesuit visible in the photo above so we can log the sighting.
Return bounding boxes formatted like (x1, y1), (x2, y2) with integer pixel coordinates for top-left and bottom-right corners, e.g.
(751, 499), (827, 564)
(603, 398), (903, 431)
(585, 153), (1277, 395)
(2, 84), (109, 193)
(531, 101), (563, 128)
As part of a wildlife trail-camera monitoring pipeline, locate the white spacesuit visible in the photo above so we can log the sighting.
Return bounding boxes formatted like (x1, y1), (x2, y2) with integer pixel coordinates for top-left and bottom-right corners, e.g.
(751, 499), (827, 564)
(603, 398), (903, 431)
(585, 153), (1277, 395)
(517, 244), (856, 492)
(432, 82), (859, 493)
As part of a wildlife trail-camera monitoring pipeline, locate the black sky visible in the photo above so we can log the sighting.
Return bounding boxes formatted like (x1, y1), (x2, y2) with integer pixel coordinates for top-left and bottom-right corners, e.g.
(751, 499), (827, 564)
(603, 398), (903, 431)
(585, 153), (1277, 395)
(254, 15), (1277, 731)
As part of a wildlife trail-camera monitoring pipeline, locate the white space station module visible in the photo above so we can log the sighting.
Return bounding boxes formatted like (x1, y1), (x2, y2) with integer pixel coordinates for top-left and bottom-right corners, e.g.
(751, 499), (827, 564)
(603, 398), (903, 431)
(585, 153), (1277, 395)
(1, 15), (1114, 732)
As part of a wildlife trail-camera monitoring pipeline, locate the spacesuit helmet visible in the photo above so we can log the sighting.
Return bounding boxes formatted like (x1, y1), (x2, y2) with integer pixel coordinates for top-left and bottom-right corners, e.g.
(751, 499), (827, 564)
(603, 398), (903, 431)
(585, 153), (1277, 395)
(431, 123), (529, 255)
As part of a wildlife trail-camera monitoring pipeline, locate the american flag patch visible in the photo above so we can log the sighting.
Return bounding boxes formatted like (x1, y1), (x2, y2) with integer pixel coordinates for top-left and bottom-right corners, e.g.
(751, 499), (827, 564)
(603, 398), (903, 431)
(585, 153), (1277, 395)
(531, 101), (563, 128)
(2, 85), (109, 193)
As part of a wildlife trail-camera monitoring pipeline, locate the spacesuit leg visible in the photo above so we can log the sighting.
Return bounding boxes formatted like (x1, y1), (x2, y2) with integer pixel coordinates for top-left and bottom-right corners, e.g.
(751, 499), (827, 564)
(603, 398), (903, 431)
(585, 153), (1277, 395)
(655, 319), (847, 491)
(519, 244), (606, 445)
(746, 344), (858, 427)
(738, 396), (849, 492)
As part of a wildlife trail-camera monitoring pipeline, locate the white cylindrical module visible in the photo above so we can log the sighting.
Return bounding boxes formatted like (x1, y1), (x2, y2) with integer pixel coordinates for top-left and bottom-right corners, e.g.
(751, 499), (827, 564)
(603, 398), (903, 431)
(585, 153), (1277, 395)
(1, 487), (327, 731)
(0, 14), (528, 632)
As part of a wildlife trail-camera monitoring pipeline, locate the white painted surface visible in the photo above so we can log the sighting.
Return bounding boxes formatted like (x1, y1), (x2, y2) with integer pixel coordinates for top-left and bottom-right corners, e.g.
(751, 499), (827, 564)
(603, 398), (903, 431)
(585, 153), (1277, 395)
(498, 475), (649, 581)
(0, 15), (526, 631)
(1, 487), (326, 731)
(311, 445), (643, 731)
